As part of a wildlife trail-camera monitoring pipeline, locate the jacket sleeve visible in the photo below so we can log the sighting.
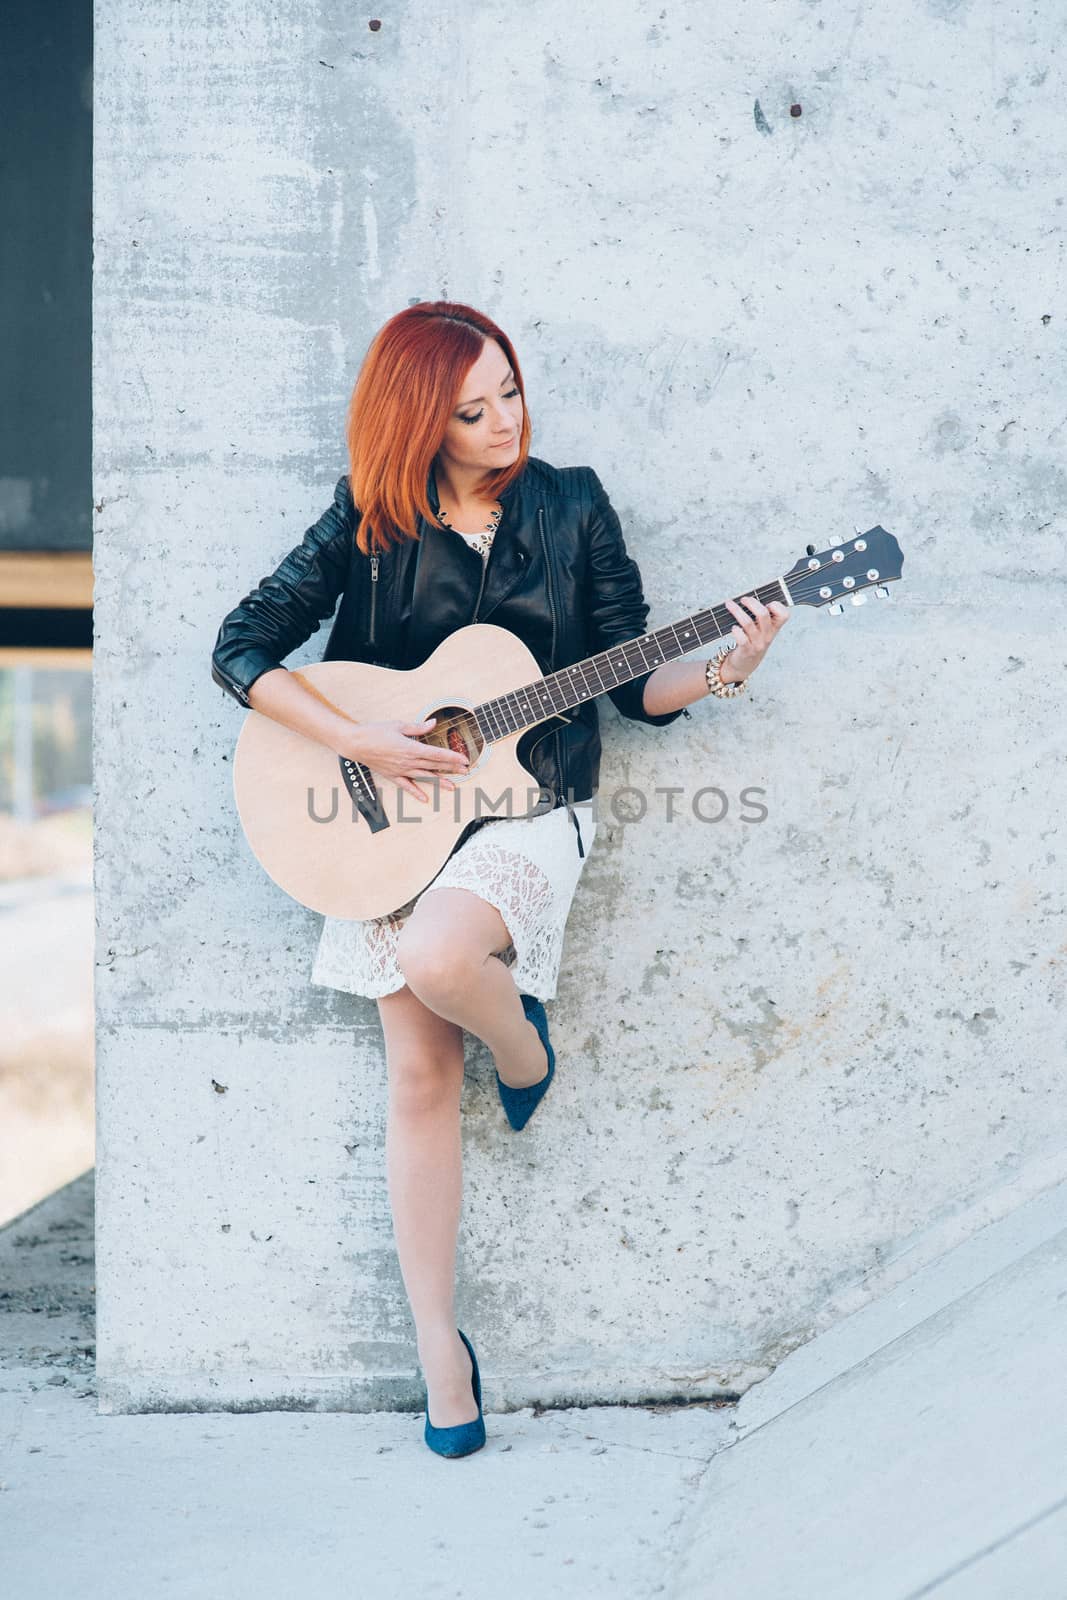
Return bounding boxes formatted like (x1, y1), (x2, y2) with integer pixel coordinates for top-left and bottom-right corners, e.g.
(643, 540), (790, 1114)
(583, 467), (687, 727)
(210, 475), (354, 708)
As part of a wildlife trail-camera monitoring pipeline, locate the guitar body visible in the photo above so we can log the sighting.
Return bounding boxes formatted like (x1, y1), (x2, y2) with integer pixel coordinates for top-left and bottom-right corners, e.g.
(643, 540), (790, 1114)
(231, 623), (556, 921)
(226, 526), (904, 923)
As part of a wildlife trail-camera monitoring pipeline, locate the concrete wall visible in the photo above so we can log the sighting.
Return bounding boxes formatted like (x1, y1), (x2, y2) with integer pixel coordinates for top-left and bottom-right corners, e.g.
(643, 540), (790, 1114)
(93, 0), (1064, 1411)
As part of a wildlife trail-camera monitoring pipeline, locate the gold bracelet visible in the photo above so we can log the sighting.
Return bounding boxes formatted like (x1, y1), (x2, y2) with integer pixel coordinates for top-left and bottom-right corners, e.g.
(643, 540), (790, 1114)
(704, 643), (748, 699)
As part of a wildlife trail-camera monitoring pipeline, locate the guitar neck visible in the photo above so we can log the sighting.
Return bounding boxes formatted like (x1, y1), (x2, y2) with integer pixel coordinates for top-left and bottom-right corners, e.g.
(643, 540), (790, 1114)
(473, 574), (791, 741)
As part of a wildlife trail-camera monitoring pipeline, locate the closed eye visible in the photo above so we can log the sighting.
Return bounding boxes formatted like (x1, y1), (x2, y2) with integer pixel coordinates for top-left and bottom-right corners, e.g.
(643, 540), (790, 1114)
(459, 387), (521, 425)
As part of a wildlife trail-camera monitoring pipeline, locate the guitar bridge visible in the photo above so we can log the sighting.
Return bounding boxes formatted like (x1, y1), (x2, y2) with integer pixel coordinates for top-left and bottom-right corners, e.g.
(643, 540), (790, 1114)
(338, 755), (390, 833)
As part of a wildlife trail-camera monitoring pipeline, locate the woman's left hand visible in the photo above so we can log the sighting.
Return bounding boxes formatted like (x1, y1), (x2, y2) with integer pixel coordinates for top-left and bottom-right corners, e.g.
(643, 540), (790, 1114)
(720, 595), (790, 682)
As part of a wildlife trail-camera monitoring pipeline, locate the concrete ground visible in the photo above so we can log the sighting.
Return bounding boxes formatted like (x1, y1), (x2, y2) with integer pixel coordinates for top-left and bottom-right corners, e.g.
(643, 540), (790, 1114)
(0, 862), (94, 1226)
(1, 1169), (1064, 1598)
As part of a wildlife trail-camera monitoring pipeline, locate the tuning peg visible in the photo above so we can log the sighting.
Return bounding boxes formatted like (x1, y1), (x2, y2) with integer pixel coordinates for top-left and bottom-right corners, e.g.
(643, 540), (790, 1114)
(806, 544), (816, 556)
(827, 601), (844, 615)
(850, 592), (867, 605)
(875, 584), (891, 599)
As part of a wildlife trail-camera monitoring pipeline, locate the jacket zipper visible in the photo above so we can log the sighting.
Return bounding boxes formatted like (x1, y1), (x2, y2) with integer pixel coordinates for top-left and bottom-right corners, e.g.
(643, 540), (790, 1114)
(523, 725), (558, 808)
(213, 662), (251, 707)
(538, 506), (581, 855)
(369, 555), (380, 644)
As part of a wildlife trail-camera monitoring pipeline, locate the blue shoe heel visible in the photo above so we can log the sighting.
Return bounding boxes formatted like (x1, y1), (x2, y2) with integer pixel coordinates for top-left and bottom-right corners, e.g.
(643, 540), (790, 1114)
(495, 993), (556, 1131)
(423, 1328), (486, 1459)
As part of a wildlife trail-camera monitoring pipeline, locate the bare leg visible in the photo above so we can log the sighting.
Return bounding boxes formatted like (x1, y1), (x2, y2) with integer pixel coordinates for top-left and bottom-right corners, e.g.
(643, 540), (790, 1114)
(396, 886), (550, 1089)
(377, 983), (478, 1428)
(379, 890), (550, 1430)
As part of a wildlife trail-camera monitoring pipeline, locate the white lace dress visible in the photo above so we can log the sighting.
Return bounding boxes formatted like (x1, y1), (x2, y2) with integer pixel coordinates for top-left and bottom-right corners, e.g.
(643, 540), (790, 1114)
(308, 516), (599, 1003)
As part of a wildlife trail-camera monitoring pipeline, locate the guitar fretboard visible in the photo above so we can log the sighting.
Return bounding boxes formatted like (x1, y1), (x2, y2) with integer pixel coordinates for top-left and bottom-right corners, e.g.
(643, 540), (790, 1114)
(472, 577), (789, 741)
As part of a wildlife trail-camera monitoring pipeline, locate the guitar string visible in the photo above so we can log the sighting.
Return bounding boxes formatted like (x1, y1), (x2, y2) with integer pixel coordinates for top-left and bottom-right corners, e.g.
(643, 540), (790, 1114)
(348, 553), (887, 768)
(401, 569), (883, 751)
(411, 566), (874, 747)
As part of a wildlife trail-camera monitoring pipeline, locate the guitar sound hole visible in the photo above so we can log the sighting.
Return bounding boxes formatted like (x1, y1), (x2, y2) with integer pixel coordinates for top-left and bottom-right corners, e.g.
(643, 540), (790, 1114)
(417, 705), (484, 769)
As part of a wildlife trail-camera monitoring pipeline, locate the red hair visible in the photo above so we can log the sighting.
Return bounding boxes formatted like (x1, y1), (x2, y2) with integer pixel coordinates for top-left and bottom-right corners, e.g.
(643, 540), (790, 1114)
(345, 301), (533, 557)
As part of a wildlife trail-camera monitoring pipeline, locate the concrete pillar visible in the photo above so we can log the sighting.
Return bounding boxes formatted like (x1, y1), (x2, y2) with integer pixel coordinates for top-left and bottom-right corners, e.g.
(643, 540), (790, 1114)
(94, 0), (1064, 1411)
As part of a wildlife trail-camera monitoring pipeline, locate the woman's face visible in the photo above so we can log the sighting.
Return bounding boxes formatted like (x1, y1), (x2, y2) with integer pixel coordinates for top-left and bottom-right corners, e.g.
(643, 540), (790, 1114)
(437, 339), (524, 483)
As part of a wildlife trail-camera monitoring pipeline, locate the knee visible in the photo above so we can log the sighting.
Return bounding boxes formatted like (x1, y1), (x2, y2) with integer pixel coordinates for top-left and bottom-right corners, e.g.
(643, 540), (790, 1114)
(387, 1051), (462, 1117)
(395, 926), (477, 1000)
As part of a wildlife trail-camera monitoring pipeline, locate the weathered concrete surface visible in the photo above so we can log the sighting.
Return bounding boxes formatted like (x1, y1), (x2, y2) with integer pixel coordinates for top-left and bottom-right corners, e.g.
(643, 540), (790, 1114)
(0, 1171), (95, 1388)
(5, 1171), (1066, 1598)
(2, 1174), (738, 1600)
(93, 0), (1065, 1409)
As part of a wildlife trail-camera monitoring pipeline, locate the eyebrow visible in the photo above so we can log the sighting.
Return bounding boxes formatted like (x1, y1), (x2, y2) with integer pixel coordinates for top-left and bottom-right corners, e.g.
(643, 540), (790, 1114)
(456, 366), (515, 410)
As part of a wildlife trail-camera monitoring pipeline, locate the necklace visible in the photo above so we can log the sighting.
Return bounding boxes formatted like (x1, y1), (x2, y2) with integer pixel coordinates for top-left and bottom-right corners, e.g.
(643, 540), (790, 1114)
(435, 500), (502, 560)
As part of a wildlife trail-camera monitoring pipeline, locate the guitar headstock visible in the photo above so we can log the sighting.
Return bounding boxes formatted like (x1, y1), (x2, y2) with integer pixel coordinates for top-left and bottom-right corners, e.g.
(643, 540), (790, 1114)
(784, 526), (903, 613)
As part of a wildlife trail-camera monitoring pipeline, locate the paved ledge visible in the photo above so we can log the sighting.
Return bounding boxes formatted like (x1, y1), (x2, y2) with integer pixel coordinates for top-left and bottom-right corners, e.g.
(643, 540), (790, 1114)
(3, 1171), (1064, 1599)
(0, 1173), (736, 1599)
(666, 1177), (1067, 1600)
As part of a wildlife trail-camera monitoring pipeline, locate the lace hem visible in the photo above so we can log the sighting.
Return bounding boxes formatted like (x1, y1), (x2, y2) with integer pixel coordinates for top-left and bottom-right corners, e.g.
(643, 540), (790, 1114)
(310, 808), (597, 1002)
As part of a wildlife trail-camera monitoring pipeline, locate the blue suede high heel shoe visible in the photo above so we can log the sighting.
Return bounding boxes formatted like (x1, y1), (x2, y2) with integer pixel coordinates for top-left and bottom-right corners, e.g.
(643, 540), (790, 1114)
(423, 1328), (486, 1459)
(495, 993), (555, 1131)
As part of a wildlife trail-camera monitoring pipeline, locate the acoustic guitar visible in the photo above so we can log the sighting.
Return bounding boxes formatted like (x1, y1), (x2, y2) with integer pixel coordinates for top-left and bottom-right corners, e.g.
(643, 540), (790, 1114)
(228, 526), (903, 920)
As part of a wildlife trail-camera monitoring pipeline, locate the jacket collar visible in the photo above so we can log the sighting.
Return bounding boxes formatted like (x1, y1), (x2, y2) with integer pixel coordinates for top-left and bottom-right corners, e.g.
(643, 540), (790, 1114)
(406, 457), (536, 663)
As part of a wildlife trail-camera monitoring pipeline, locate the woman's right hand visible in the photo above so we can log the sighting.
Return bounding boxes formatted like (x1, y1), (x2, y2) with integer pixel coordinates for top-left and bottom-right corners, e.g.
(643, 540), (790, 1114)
(335, 718), (470, 805)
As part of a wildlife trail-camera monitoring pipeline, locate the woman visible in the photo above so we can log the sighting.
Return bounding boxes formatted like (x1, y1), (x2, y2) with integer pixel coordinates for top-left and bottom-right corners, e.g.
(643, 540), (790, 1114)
(211, 301), (789, 1458)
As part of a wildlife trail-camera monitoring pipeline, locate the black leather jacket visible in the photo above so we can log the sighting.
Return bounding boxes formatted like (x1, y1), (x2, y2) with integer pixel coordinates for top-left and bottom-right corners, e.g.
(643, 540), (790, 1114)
(211, 455), (688, 852)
